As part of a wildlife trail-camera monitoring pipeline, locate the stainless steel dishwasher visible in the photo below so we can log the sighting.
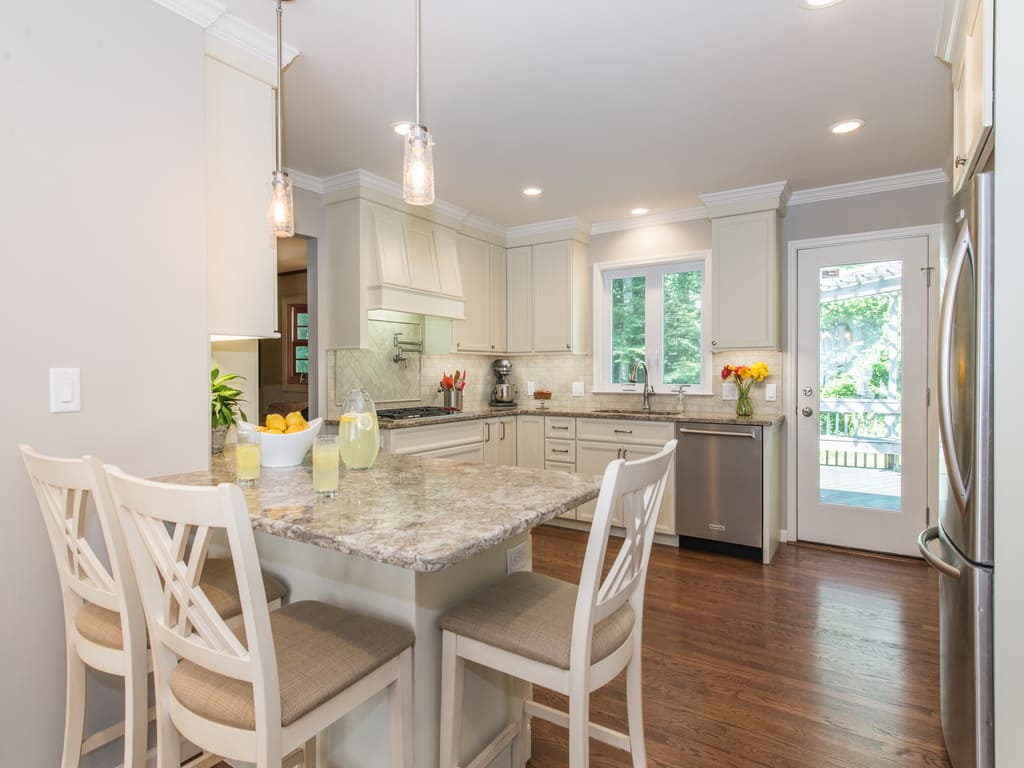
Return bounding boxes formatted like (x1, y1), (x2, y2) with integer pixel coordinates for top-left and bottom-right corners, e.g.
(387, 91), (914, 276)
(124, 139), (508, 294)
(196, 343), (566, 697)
(676, 422), (763, 559)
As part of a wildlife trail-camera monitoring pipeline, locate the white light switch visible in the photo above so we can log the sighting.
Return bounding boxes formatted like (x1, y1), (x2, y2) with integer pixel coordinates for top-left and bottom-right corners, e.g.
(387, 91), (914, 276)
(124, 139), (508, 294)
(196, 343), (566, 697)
(765, 383), (777, 402)
(50, 368), (81, 413)
(571, 381), (585, 397)
(722, 381), (738, 401)
(527, 381), (535, 396)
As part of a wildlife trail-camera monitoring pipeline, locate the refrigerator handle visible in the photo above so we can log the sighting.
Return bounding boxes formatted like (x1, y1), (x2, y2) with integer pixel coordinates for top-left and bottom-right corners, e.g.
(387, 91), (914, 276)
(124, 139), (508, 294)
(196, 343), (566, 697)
(937, 220), (973, 515)
(918, 526), (962, 580)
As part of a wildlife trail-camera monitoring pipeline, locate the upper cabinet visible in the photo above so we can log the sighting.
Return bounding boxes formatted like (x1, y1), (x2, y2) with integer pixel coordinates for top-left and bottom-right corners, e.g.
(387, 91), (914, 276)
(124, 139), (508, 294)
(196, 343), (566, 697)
(453, 235), (506, 353)
(506, 240), (591, 354)
(205, 55), (278, 338)
(938, 0), (993, 193)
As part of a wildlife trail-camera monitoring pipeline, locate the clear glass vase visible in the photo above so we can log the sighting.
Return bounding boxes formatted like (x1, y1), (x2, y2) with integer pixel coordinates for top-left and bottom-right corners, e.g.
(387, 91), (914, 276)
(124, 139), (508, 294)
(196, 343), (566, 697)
(736, 384), (754, 418)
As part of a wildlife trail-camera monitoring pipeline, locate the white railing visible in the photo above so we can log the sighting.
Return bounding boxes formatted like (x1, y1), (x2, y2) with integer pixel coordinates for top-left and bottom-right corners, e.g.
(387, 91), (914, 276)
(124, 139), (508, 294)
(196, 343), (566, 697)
(818, 398), (901, 470)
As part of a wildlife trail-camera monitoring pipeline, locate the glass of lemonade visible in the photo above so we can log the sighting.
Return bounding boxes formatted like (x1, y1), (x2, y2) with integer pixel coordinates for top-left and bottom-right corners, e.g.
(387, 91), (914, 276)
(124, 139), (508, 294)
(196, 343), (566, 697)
(339, 388), (380, 470)
(235, 429), (261, 486)
(312, 434), (340, 496)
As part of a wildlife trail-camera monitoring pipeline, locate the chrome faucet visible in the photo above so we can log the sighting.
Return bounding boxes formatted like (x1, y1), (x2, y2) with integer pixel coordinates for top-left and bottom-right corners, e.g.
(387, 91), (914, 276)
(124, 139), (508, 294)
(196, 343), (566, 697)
(629, 359), (654, 412)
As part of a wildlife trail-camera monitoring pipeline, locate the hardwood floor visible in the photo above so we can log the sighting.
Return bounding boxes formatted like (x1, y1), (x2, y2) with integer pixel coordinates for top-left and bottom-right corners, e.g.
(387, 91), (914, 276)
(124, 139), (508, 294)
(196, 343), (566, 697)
(526, 526), (951, 768)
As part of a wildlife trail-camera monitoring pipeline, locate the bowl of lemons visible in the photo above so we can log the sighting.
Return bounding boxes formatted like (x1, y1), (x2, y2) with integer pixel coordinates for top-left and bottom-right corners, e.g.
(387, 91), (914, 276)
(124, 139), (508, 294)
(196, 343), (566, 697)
(239, 412), (323, 467)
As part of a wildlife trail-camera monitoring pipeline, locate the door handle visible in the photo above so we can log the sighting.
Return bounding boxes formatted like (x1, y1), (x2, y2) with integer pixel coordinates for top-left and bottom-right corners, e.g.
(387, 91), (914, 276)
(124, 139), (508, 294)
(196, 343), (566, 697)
(917, 526), (962, 579)
(801, 407), (813, 417)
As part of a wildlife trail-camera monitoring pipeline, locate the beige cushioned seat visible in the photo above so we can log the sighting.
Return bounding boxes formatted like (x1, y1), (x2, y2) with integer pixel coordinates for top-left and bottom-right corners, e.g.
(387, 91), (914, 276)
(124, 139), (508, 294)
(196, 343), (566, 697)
(169, 601), (415, 730)
(438, 571), (635, 670)
(75, 559), (287, 650)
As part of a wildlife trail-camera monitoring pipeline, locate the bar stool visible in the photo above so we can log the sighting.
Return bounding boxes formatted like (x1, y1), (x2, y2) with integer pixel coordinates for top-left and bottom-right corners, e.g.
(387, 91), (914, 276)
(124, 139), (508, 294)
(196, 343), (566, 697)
(438, 439), (677, 768)
(104, 465), (415, 768)
(19, 445), (287, 768)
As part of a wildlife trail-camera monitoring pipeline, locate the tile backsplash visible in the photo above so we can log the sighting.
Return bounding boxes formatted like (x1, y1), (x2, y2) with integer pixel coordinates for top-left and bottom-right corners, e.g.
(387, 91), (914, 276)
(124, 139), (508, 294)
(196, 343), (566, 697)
(328, 316), (783, 419)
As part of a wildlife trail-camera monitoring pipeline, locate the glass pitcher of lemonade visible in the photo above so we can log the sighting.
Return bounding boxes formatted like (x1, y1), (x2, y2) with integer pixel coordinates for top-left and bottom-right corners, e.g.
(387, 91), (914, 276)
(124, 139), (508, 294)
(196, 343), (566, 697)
(339, 388), (380, 470)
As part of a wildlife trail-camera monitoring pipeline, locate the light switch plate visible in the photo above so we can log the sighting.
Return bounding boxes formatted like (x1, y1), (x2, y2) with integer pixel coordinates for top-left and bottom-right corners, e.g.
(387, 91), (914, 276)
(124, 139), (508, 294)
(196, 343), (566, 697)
(571, 381), (585, 397)
(765, 383), (777, 402)
(50, 367), (81, 413)
(527, 381), (535, 396)
(722, 381), (738, 401)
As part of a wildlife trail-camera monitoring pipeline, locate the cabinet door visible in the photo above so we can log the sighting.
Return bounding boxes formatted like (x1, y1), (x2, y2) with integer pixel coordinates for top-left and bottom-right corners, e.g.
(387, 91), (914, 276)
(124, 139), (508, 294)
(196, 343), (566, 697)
(619, 444), (676, 535)
(453, 235), (491, 352)
(418, 442), (485, 463)
(433, 226), (463, 297)
(371, 205), (410, 287)
(497, 417), (517, 466)
(404, 218), (440, 293)
(952, 0), (993, 192)
(544, 461), (578, 520)
(489, 245), (507, 352)
(532, 241), (573, 352)
(482, 418), (500, 466)
(711, 211), (778, 350)
(516, 415), (545, 468)
(575, 441), (623, 526)
(506, 246), (533, 353)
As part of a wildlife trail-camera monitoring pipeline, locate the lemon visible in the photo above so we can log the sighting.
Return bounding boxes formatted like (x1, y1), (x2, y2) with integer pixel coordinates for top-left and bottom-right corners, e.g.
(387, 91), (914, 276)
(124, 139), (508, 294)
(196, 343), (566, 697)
(339, 411), (357, 423)
(285, 424), (306, 434)
(266, 413), (286, 431)
(265, 428), (285, 435)
(356, 413), (375, 431)
(285, 411), (306, 428)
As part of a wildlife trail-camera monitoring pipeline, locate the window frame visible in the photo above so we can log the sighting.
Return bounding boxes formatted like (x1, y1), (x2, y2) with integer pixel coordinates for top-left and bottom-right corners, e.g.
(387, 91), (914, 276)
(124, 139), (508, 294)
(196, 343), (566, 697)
(592, 250), (713, 395)
(283, 299), (309, 388)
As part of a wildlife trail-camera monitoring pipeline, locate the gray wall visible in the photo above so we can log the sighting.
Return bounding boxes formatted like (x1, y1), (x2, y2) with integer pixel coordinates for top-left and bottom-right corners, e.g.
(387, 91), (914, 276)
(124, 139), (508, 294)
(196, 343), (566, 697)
(0, 3), (208, 765)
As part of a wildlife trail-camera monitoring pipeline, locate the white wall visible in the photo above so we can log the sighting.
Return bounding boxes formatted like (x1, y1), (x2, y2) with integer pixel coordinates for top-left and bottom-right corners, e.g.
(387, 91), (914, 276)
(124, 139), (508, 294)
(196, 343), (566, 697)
(993, 5), (1024, 762)
(589, 218), (711, 263)
(0, 3), (208, 765)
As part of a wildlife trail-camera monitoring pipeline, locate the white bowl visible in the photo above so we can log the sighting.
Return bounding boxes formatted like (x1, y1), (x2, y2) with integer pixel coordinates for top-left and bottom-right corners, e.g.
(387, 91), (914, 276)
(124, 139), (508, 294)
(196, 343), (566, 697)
(239, 417), (323, 467)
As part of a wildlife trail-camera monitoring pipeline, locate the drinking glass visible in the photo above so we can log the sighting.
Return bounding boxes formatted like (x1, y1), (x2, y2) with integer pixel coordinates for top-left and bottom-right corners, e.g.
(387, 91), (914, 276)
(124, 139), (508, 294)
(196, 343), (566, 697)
(339, 388), (380, 470)
(312, 434), (340, 496)
(235, 429), (261, 486)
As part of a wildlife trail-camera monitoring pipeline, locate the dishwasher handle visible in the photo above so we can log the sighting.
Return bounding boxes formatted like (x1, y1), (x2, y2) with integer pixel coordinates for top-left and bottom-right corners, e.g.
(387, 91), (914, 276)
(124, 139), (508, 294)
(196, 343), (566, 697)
(679, 427), (757, 439)
(917, 526), (962, 580)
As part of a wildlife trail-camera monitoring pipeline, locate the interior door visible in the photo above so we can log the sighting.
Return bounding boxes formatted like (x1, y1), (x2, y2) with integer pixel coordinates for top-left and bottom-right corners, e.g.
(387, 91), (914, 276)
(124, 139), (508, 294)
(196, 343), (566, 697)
(796, 235), (930, 555)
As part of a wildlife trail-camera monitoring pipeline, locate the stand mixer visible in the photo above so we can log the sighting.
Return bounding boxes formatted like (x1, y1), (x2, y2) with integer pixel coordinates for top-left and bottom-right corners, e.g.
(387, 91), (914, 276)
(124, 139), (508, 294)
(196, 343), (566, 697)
(489, 359), (517, 407)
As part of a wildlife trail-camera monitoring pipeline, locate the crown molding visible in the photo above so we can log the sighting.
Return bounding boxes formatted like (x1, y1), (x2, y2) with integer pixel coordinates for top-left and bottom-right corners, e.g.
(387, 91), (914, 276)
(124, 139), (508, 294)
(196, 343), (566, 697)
(699, 181), (791, 218)
(590, 205), (707, 236)
(285, 169), (324, 194)
(462, 214), (508, 239)
(507, 217), (585, 241)
(788, 168), (949, 205)
(206, 12), (299, 68)
(150, 0), (226, 27)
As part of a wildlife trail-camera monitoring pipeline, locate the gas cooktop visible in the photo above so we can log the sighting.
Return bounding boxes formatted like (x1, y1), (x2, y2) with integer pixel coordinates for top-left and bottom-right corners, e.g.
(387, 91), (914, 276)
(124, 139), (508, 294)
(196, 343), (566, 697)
(376, 406), (451, 421)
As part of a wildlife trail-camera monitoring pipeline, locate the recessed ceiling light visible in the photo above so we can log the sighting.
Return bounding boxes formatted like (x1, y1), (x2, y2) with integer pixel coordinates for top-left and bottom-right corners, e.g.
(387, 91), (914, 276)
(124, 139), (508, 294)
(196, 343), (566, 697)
(392, 122), (412, 136)
(830, 119), (864, 135)
(523, 187), (543, 197)
(801, 0), (843, 8)
(630, 208), (649, 216)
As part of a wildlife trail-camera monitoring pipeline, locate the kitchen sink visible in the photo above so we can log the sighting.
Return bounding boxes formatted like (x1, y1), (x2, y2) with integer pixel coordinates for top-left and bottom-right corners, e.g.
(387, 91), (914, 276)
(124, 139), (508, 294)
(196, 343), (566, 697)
(591, 409), (681, 417)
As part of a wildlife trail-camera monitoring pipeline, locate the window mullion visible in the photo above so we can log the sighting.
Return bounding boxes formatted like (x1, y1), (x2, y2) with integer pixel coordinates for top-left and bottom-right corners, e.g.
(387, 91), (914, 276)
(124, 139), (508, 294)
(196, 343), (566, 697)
(647, 268), (665, 389)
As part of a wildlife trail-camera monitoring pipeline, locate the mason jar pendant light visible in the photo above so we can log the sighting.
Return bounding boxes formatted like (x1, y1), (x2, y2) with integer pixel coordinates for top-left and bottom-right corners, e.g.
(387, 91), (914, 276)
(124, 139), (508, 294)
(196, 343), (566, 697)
(270, 0), (294, 237)
(402, 0), (435, 206)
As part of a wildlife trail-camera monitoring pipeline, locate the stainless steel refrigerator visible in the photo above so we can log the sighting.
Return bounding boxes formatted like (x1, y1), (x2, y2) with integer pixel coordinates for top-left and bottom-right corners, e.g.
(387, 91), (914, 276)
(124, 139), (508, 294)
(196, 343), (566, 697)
(918, 170), (994, 768)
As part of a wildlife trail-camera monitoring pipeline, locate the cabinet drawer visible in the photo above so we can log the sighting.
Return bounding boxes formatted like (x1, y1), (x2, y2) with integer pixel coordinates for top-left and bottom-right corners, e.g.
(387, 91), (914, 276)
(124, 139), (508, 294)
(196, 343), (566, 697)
(545, 438), (576, 463)
(384, 420), (485, 454)
(576, 418), (673, 446)
(545, 416), (575, 439)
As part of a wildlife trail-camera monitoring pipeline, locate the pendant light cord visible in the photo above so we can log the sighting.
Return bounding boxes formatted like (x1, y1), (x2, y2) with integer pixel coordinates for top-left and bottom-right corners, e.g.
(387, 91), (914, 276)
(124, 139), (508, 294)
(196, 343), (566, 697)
(275, 0), (284, 172)
(415, 0), (421, 126)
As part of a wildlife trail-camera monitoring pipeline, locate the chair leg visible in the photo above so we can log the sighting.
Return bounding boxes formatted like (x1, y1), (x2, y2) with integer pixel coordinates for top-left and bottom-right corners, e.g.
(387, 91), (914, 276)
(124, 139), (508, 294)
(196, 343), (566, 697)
(302, 737), (317, 768)
(153, 662), (180, 768)
(62, 645), (86, 768)
(439, 631), (464, 768)
(509, 677), (529, 768)
(388, 648), (414, 768)
(123, 656), (149, 768)
(568, 680), (590, 768)
(625, 651), (647, 768)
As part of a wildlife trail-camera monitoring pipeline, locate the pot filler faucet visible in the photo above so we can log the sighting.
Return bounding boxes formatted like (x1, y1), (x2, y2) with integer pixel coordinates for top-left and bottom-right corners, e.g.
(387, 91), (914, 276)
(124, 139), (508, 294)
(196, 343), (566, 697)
(629, 359), (654, 412)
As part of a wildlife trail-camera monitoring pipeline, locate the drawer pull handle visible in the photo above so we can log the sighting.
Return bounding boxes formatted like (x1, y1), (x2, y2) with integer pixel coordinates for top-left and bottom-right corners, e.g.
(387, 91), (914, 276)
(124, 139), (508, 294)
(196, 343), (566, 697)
(552, 448), (570, 454)
(552, 425), (570, 430)
(679, 427), (756, 439)
(613, 429), (633, 434)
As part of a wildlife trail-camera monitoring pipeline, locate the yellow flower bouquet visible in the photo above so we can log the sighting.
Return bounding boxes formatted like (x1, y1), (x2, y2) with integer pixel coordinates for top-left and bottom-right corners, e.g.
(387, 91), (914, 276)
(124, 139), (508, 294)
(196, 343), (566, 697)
(721, 361), (769, 417)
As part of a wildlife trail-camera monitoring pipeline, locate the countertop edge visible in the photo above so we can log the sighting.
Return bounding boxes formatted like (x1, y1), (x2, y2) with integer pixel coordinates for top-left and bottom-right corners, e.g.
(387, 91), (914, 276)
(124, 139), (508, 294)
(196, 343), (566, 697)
(327, 408), (785, 429)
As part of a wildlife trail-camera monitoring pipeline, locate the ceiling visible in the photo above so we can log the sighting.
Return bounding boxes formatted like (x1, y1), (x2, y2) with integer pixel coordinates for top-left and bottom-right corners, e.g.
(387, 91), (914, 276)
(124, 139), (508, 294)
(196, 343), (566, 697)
(221, 0), (952, 228)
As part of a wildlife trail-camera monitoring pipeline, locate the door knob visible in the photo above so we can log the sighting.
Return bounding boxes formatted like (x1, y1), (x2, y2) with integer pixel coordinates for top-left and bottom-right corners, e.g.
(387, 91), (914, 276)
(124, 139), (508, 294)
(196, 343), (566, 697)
(801, 407), (813, 417)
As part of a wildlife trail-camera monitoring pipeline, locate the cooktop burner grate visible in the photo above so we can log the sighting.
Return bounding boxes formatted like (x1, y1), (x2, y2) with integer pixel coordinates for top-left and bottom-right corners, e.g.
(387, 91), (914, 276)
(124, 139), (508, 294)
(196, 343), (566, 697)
(376, 406), (451, 421)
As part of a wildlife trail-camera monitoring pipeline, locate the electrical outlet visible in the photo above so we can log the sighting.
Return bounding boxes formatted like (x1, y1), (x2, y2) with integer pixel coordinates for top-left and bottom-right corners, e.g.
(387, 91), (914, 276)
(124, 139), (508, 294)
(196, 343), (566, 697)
(506, 542), (528, 574)
(722, 381), (738, 401)
(765, 383), (777, 402)
(571, 381), (585, 397)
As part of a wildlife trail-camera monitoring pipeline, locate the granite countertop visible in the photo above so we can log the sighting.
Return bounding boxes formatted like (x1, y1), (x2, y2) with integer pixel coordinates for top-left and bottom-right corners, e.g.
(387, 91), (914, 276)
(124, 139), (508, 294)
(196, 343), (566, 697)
(343, 406), (785, 429)
(157, 453), (599, 573)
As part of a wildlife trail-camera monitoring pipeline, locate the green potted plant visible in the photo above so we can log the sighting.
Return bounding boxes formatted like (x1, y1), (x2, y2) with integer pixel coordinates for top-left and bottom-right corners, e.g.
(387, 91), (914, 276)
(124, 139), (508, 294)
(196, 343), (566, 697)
(211, 365), (248, 454)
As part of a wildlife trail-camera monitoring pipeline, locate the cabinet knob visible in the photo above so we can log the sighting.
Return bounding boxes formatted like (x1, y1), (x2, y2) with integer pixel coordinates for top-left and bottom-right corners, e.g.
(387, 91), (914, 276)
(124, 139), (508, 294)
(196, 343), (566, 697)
(491, 345), (495, 349)
(565, 343), (571, 350)
(955, 155), (969, 168)
(711, 339), (718, 346)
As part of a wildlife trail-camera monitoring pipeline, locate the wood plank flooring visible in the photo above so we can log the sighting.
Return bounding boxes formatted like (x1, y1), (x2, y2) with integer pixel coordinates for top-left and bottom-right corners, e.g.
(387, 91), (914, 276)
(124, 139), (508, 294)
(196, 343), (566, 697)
(526, 526), (951, 768)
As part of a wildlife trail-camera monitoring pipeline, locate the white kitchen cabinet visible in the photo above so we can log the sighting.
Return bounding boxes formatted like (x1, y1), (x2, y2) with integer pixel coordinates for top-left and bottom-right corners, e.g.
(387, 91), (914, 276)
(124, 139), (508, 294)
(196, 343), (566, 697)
(370, 204), (412, 287)
(505, 240), (590, 354)
(544, 460), (578, 520)
(516, 414), (545, 469)
(710, 210), (779, 350)
(205, 56), (278, 338)
(949, 0), (994, 193)
(483, 416), (517, 466)
(417, 442), (485, 463)
(453, 236), (505, 353)
(380, 419), (484, 456)
(433, 226), (463, 298)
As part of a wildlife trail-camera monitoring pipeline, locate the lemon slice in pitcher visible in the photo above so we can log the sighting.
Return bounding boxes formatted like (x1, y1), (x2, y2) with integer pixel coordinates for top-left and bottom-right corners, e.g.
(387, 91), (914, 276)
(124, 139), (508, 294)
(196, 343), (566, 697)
(356, 412), (374, 431)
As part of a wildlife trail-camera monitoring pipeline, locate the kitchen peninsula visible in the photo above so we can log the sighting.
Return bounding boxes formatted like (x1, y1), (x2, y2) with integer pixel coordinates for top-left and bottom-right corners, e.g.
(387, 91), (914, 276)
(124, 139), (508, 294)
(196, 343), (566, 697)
(160, 452), (600, 768)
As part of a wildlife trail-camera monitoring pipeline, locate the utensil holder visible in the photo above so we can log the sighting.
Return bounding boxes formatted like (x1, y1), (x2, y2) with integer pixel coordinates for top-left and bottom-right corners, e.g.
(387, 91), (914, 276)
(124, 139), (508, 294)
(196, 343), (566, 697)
(441, 389), (463, 411)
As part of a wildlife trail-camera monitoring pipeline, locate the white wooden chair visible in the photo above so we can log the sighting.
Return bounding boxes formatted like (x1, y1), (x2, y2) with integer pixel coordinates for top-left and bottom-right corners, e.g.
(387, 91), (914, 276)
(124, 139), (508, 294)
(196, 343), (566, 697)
(104, 464), (416, 768)
(438, 439), (677, 768)
(19, 445), (287, 768)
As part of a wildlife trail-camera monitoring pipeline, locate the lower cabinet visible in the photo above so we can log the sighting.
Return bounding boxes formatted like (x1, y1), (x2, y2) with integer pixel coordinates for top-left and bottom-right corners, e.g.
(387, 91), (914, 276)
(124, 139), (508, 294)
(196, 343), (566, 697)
(483, 416), (517, 466)
(417, 442), (485, 463)
(380, 420), (485, 462)
(516, 415), (545, 469)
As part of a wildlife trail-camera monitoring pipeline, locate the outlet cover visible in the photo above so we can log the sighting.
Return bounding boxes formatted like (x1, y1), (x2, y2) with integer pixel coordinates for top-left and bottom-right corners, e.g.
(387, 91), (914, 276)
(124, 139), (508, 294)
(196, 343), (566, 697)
(765, 383), (777, 401)
(527, 381), (536, 396)
(506, 542), (528, 574)
(571, 381), (585, 397)
(722, 381), (738, 401)
(50, 367), (81, 413)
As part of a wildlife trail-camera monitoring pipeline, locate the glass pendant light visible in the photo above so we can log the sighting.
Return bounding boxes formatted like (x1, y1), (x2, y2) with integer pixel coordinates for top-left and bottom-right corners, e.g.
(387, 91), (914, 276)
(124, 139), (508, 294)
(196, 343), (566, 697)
(402, 0), (435, 206)
(270, 0), (294, 236)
